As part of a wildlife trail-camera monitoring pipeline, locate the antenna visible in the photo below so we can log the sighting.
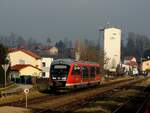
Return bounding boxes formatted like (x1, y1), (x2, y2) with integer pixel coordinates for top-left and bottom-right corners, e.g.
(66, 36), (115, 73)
(106, 22), (110, 28)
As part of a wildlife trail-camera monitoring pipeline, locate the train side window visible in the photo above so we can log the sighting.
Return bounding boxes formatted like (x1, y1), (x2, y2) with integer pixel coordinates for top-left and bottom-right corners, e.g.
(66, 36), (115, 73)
(90, 67), (95, 77)
(82, 66), (88, 78)
(72, 65), (81, 75)
(96, 67), (100, 74)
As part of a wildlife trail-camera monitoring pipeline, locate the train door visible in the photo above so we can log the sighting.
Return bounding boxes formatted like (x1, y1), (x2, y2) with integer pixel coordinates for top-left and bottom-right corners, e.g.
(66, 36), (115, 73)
(81, 66), (89, 84)
(71, 64), (81, 84)
(89, 66), (96, 82)
(96, 66), (101, 80)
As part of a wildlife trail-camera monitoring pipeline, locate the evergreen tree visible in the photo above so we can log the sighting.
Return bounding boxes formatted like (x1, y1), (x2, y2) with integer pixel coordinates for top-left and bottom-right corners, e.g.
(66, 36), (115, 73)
(0, 43), (9, 85)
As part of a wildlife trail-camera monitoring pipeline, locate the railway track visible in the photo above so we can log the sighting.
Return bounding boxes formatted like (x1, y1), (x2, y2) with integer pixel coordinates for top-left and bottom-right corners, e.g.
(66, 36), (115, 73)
(112, 86), (150, 113)
(68, 77), (150, 113)
(0, 77), (133, 107)
(0, 76), (148, 113)
(31, 77), (148, 113)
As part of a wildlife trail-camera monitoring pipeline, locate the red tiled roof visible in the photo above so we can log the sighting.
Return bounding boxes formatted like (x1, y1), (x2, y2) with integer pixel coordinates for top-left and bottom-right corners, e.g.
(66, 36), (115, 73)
(8, 48), (41, 59)
(11, 64), (41, 71)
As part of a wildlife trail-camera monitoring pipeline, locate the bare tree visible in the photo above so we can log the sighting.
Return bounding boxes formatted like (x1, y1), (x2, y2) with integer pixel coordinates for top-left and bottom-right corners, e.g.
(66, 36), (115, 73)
(16, 36), (26, 48)
(125, 32), (150, 60)
(126, 32), (136, 57)
(74, 38), (108, 68)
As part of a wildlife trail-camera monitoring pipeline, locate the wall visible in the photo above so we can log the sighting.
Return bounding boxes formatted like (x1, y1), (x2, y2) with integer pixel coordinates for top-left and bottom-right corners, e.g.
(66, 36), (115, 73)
(104, 28), (121, 70)
(20, 66), (41, 77)
(9, 51), (41, 69)
(142, 60), (150, 71)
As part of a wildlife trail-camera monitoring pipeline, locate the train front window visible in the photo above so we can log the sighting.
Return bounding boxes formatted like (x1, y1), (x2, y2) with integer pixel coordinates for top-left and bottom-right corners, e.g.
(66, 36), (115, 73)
(51, 64), (70, 77)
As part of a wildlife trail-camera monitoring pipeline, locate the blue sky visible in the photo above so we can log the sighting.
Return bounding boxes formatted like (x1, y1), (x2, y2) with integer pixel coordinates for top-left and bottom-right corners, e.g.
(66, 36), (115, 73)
(0, 0), (150, 42)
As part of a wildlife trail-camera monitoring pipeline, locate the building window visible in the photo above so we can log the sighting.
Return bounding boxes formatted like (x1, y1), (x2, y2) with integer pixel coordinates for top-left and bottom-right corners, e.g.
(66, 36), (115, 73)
(19, 59), (25, 64)
(113, 33), (116, 35)
(42, 72), (46, 77)
(42, 62), (46, 67)
(110, 37), (115, 40)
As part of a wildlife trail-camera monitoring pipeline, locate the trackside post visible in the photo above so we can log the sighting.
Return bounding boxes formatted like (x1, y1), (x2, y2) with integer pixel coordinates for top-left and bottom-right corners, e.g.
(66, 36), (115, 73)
(24, 88), (29, 108)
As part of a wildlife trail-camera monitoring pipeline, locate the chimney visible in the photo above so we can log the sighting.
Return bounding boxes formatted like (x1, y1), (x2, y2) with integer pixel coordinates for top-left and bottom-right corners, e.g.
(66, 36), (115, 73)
(75, 52), (80, 61)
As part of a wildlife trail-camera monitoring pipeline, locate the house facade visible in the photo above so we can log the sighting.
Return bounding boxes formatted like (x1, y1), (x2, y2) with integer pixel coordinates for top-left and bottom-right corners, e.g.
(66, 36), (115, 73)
(123, 56), (138, 75)
(8, 48), (42, 79)
(9, 48), (41, 68)
(41, 57), (53, 78)
(142, 60), (150, 71)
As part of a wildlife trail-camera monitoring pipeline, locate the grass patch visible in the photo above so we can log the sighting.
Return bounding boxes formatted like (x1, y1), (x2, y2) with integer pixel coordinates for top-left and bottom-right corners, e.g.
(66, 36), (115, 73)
(95, 100), (121, 106)
(0, 90), (48, 105)
(34, 83), (51, 92)
(74, 106), (111, 113)
(73, 100), (121, 113)
(113, 89), (140, 97)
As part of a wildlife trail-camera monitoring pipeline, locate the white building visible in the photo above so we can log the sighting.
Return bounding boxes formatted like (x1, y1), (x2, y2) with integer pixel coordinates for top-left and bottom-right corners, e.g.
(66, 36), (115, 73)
(41, 57), (53, 78)
(100, 27), (121, 70)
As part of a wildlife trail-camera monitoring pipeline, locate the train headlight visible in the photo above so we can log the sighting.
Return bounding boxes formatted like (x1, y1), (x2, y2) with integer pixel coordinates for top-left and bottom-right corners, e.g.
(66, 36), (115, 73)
(59, 60), (63, 64)
(52, 77), (56, 80)
(62, 77), (66, 80)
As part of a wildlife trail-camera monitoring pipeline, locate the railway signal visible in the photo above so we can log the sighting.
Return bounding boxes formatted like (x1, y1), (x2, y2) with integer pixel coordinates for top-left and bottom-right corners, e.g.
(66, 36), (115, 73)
(2, 64), (9, 87)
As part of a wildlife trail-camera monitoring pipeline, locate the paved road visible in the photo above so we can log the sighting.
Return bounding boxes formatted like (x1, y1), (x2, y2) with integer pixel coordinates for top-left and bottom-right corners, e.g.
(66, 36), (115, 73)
(1, 84), (33, 94)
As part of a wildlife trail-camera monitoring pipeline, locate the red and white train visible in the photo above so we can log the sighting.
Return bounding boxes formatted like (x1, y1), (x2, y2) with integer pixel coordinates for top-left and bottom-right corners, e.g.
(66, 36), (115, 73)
(50, 59), (102, 89)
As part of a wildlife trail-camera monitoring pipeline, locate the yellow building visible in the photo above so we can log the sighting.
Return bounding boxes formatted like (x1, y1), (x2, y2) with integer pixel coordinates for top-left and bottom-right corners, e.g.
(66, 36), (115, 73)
(11, 64), (41, 77)
(142, 60), (150, 71)
(8, 48), (42, 78)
